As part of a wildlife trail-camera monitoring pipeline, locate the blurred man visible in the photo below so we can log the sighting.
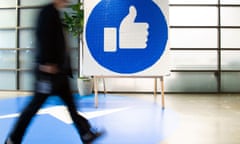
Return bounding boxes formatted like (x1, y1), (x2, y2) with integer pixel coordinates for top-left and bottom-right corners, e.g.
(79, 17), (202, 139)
(5, 0), (103, 144)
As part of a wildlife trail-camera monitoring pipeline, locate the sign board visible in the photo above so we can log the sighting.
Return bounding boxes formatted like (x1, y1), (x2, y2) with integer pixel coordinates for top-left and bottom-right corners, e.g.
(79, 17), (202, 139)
(83, 0), (170, 76)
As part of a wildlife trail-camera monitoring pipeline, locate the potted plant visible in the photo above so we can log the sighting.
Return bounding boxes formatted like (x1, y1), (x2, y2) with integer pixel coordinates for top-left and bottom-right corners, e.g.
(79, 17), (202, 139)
(63, 2), (93, 96)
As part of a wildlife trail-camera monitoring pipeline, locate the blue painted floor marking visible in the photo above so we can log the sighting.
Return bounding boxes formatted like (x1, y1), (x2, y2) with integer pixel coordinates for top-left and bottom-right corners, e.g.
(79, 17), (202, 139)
(0, 94), (179, 144)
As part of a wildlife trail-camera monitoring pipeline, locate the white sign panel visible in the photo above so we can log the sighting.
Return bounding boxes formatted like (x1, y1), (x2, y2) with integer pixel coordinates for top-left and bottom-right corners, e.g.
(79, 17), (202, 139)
(83, 0), (169, 76)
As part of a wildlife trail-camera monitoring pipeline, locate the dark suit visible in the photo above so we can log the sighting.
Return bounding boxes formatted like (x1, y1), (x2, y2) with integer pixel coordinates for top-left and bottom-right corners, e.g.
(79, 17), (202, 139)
(36, 3), (72, 77)
(8, 4), (91, 143)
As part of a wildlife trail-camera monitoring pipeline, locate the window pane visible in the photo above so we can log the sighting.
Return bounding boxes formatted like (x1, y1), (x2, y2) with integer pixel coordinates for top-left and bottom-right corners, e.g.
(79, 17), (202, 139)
(171, 50), (217, 70)
(19, 30), (36, 48)
(0, 0), (16, 7)
(19, 71), (34, 91)
(19, 50), (35, 69)
(221, 0), (240, 4)
(221, 72), (240, 92)
(20, 9), (40, 27)
(169, 7), (218, 26)
(0, 50), (16, 69)
(0, 10), (16, 27)
(170, 28), (218, 48)
(221, 51), (240, 70)
(0, 30), (16, 48)
(0, 71), (16, 90)
(20, 0), (79, 6)
(169, 0), (218, 4)
(70, 48), (78, 69)
(20, 0), (51, 6)
(221, 29), (240, 48)
(221, 7), (240, 26)
(165, 72), (217, 92)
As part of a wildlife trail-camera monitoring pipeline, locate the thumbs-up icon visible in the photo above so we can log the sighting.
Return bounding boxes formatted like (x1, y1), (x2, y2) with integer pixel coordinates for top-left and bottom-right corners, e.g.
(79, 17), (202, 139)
(104, 6), (149, 52)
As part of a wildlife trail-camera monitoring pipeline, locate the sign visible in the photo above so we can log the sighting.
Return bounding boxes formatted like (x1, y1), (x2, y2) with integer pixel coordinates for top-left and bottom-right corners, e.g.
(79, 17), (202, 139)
(83, 0), (169, 75)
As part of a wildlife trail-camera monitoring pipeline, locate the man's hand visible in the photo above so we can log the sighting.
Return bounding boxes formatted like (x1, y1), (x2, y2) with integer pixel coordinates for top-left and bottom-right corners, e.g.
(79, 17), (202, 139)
(39, 64), (59, 74)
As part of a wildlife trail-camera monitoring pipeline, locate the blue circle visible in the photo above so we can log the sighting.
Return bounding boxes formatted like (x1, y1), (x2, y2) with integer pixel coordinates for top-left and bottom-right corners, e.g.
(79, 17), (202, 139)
(86, 0), (168, 74)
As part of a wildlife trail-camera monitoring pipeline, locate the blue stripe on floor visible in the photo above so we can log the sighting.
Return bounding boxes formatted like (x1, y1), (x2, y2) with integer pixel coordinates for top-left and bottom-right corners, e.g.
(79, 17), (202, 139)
(0, 94), (179, 144)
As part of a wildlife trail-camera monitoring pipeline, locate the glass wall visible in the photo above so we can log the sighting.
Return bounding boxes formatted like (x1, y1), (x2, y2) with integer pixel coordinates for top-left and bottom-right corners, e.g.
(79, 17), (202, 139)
(220, 0), (240, 92)
(0, 0), (79, 91)
(168, 0), (218, 92)
(1, 0), (240, 93)
(164, 0), (240, 93)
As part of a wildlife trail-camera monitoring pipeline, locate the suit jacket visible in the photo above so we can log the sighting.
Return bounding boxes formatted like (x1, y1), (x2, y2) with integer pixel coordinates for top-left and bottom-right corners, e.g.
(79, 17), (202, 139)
(36, 3), (73, 77)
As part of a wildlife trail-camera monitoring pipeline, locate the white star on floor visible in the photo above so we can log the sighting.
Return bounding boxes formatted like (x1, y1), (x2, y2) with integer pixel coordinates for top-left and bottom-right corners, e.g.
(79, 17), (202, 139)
(0, 106), (131, 124)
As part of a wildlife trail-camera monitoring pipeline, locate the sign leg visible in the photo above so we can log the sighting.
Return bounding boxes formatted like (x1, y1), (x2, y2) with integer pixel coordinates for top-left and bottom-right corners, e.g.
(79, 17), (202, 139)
(154, 77), (157, 102)
(160, 76), (165, 109)
(94, 76), (99, 108)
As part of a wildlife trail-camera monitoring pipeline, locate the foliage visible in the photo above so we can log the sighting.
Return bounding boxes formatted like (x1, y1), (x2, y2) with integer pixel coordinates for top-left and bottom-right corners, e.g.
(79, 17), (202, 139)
(63, 2), (89, 78)
(63, 3), (84, 37)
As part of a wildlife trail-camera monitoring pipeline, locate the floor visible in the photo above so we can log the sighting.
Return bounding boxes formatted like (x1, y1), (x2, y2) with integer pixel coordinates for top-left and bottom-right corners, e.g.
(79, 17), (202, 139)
(0, 92), (239, 144)
(160, 94), (240, 144)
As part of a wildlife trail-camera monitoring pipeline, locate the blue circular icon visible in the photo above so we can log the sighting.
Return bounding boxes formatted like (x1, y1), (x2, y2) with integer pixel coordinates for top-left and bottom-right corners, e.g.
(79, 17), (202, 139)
(86, 0), (168, 74)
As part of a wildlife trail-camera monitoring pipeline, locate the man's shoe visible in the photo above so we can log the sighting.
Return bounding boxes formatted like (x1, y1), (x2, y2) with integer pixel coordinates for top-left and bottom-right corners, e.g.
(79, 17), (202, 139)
(81, 129), (105, 144)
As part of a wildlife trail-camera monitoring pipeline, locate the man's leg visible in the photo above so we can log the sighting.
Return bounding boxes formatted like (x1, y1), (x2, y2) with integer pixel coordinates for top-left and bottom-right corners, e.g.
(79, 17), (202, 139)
(56, 75), (104, 143)
(56, 75), (90, 134)
(7, 92), (48, 144)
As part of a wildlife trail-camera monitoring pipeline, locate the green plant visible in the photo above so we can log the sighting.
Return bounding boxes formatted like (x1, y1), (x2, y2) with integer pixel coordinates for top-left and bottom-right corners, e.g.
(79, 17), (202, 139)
(63, 3), (84, 37)
(63, 2), (86, 77)
(63, 2), (93, 96)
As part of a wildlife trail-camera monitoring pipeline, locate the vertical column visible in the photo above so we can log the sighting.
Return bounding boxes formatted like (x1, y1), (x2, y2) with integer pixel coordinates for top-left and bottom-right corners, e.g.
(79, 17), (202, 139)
(16, 0), (20, 90)
(217, 0), (221, 92)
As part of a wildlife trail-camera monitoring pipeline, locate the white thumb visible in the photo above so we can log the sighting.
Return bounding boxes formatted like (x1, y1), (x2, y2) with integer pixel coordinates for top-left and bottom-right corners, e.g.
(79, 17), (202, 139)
(124, 6), (137, 23)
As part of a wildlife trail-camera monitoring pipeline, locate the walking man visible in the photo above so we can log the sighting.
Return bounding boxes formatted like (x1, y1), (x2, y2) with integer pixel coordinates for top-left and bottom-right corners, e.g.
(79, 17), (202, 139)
(5, 0), (103, 143)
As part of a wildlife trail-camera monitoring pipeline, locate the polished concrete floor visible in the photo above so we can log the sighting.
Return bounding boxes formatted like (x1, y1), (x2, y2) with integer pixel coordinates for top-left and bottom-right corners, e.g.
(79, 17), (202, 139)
(159, 94), (240, 144)
(0, 92), (239, 144)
